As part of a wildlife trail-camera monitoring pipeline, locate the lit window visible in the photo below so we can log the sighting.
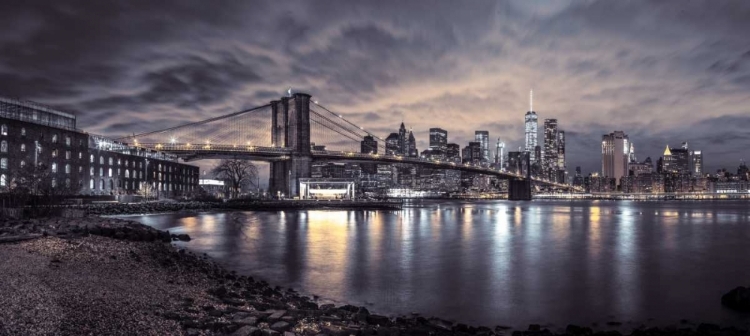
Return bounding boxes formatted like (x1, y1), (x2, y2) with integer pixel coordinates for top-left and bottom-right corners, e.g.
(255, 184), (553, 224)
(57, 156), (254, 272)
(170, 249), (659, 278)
(52, 149), (58, 158)
(118, 159), (121, 165)
(78, 166), (82, 173)
(52, 134), (58, 143)
(0, 140), (6, 153)
(20, 128), (25, 137)
(99, 167), (103, 177)
(125, 169), (130, 178)
(90, 178), (94, 189)
(90, 154), (94, 163)
(51, 178), (57, 188)
(0, 125), (6, 136)
(51, 162), (57, 173)
(0, 174), (5, 187)
(78, 152), (82, 159)
(108, 157), (113, 165)
(90, 167), (94, 175)
(65, 164), (70, 174)
(65, 136), (71, 146)
(65, 178), (70, 188)
(108, 168), (112, 177)
(65, 151), (71, 160)
(20, 160), (25, 168)
(99, 156), (104, 164)
(0, 158), (6, 169)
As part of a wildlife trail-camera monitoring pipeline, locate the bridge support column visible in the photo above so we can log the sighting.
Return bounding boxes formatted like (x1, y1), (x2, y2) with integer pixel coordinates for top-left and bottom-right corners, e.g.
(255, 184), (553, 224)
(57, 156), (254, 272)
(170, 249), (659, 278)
(267, 92), (313, 198)
(509, 151), (532, 200)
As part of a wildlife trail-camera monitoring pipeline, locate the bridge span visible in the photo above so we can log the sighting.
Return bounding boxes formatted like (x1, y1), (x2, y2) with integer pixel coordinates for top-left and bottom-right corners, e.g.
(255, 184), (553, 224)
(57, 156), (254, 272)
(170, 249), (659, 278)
(119, 93), (578, 198)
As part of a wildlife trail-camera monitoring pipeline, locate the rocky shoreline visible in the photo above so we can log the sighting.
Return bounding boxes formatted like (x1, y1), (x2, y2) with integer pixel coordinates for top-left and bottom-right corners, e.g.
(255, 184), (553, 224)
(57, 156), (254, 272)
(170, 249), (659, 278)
(1, 217), (749, 336)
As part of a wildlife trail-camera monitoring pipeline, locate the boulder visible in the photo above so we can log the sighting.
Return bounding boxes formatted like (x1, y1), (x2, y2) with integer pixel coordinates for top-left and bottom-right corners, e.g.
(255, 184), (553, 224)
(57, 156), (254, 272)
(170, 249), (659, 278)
(721, 286), (750, 311)
(270, 321), (291, 332)
(233, 326), (261, 336)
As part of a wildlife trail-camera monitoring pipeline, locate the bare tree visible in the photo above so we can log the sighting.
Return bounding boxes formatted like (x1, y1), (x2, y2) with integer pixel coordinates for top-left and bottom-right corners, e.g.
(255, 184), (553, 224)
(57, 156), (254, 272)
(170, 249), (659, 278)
(138, 183), (156, 201)
(212, 159), (258, 199)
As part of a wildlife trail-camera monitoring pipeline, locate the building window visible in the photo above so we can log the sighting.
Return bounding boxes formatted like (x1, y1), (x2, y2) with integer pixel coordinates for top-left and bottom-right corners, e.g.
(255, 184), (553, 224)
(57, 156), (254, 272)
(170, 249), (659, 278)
(52, 134), (58, 143)
(90, 167), (94, 175)
(108, 157), (113, 165)
(100, 179), (104, 190)
(20, 128), (25, 137)
(0, 174), (6, 187)
(118, 159), (121, 165)
(51, 162), (57, 173)
(65, 151), (71, 160)
(51, 178), (57, 188)
(52, 149), (58, 158)
(65, 178), (70, 188)
(2, 158), (9, 170)
(78, 166), (82, 173)
(65, 136), (71, 146)
(125, 169), (130, 178)
(108, 168), (112, 177)
(20, 160), (25, 168)
(20, 144), (26, 152)
(65, 164), (71, 174)
(99, 156), (104, 165)
(109, 180), (114, 190)
(90, 178), (94, 189)
(0, 140), (6, 153)
(1, 125), (6, 136)
(78, 152), (82, 159)
(90, 154), (94, 163)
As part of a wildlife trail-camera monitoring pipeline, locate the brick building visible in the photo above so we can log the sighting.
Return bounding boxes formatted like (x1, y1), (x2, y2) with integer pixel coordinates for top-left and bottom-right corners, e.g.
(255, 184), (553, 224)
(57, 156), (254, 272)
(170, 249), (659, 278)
(0, 96), (199, 197)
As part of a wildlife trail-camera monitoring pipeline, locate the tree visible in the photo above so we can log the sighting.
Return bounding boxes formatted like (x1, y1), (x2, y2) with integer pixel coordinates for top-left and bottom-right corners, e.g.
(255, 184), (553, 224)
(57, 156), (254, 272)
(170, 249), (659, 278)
(212, 159), (258, 199)
(137, 183), (156, 201)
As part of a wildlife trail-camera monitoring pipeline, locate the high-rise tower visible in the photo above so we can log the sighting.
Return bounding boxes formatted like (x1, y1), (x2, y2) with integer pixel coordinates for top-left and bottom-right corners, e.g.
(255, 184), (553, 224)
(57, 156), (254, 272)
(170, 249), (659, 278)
(602, 131), (629, 185)
(543, 118), (558, 181)
(475, 130), (489, 163)
(495, 138), (505, 169)
(524, 90), (538, 163)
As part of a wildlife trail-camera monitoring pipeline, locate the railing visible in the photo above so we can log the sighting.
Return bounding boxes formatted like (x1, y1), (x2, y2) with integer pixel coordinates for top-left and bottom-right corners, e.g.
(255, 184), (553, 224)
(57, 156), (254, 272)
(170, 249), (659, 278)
(133, 143), (293, 154)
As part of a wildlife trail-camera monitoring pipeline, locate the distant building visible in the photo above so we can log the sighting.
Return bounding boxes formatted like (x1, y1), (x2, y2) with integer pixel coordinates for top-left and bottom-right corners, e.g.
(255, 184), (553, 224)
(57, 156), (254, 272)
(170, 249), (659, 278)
(462, 142), (481, 164)
(360, 135), (377, 154)
(474, 130), (489, 163)
(557, 130), (566, 181)
(572, 166), (583, 187)
(495, 138), (505, 170)
(584, 172), (617, 193)
(628, 157), (653, 176)
(543, 119), (558, 181)
(691, 150), (703, 176)
(525, 111), (538, 163)
(429, 128), (447, 155)
(663, 143), (690, 174)
(602, 131), (629, 186)
(446, 143), (460, 162)
(385, 133), (399, 155)
(407, 130), (418, 157)
(507, 151), (524, 174)
(397, 122), (407, 155)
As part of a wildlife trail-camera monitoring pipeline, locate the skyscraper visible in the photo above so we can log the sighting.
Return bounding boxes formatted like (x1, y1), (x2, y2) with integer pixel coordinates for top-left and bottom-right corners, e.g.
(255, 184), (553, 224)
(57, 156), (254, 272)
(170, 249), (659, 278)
(360, 135), (377, 154)
(663, 143), (689, 174)
(407, 130), (418, 157)
(543, 119), (558, 181)
(495, 138), (505, 169)
(446, 143), (460, 162)
(398, 122), (407, 155)
(691, 150), (703, 175)
(524, 90), (538, 163)
(429, 128), (447, 152)
(475, 130), (489, 163)
(557, 130), (566, 182)
(602, 131), (629, 184)
(385, 133), (399, 155)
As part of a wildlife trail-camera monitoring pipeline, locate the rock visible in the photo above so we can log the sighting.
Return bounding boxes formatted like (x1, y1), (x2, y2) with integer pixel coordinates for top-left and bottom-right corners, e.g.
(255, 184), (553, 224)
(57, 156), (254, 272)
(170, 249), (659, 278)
(262, 328), (280, 336)
(268, 310), (287, 322)
(721, 286), (750, 311)
(208, 309), (224, 317)
(270, 321), (291, 332)
(234, 316), (258, 326)
(176, 233), (191, 241)
(224, 298), (246, 306)
(209, 286), (229, 298)
(186, 328), (201, 336)
(233, 326), (261, 336)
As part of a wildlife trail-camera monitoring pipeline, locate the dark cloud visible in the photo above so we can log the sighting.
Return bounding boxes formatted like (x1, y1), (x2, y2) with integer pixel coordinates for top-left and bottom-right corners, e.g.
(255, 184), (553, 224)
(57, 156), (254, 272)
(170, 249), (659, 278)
(0, 0), (749, 176)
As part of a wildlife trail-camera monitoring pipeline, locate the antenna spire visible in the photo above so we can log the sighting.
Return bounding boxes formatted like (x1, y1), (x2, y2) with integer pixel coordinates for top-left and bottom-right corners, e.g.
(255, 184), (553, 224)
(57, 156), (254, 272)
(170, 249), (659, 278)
(530, 89), (533, 112)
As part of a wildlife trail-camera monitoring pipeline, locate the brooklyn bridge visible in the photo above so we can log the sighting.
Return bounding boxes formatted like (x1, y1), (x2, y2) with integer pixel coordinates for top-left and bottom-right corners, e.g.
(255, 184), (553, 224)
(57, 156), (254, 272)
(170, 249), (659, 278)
(117, 93), (577, 199)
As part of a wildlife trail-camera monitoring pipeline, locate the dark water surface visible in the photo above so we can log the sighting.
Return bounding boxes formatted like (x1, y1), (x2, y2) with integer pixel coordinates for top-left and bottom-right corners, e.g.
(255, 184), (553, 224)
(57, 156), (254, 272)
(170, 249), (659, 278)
(125, 200), (750, 329)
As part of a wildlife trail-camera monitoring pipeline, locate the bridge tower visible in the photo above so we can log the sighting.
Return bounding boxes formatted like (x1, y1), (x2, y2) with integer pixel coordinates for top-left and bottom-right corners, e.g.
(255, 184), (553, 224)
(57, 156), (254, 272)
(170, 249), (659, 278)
(268, 93), (312, 198)
(508, 151), (532, 200)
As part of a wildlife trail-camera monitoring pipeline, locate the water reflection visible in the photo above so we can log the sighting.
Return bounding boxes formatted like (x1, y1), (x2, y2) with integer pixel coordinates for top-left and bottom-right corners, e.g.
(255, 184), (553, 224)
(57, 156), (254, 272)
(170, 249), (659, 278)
(127, 200), (750, 328)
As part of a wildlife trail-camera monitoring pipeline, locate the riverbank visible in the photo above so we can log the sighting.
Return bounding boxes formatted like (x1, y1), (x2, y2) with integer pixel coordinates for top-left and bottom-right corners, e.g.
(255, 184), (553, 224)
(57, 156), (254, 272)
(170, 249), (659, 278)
(1, 217), (749, 336)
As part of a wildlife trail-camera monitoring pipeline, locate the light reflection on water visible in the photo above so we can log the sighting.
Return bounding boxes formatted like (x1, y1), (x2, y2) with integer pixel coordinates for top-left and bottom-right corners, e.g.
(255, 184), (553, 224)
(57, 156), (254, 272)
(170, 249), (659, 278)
(129, 200), (750, 328)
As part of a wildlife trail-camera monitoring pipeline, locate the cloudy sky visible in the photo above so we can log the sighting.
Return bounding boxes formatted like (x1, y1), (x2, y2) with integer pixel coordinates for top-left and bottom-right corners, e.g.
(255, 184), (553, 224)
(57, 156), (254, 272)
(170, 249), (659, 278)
(1, 0), (749, 175)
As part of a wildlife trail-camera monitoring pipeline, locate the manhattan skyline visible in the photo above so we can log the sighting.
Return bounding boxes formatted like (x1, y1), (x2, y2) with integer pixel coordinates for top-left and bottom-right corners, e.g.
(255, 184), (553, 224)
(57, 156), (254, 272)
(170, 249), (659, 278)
(0, 1), (749, 174)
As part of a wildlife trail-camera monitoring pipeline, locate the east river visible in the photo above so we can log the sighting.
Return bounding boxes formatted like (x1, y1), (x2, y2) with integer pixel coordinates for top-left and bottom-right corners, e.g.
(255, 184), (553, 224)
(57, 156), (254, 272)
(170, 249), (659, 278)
(126, 200), (750, 329)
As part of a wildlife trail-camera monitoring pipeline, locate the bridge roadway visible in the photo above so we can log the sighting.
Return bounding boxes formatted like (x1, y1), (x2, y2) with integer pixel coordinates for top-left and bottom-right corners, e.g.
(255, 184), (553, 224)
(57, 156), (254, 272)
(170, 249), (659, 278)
(136, 143), (575, 190)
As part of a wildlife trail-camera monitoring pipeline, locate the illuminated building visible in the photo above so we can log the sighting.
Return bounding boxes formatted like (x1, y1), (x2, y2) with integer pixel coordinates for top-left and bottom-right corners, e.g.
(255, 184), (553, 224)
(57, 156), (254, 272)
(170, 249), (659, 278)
(543, 119), (558, 181)
(495, 138), (505, 169)
(524, 90), (538, 163)
(474, 130), (489, 163)
(429, 128), (447, 152)
(601, 131), (629, 185)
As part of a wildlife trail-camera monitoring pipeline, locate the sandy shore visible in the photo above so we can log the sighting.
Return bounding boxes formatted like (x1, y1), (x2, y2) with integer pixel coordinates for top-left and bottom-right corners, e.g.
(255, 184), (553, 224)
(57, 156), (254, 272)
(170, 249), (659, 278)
(1, 217), (749, 336)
